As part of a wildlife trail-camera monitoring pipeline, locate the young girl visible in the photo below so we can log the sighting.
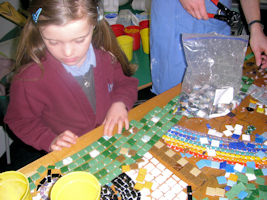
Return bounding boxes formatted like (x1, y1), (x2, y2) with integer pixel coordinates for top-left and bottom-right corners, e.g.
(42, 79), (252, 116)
(4, 0), (138, 152)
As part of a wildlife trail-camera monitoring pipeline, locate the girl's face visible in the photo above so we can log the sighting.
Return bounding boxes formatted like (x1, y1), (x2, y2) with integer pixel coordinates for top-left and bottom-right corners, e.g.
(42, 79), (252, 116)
(40, 17), (94, 67)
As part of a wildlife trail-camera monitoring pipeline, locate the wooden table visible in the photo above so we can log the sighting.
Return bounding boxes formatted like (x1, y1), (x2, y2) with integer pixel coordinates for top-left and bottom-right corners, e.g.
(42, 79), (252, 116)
(19, 84), (181, 176)
(19, 48), (266, 200)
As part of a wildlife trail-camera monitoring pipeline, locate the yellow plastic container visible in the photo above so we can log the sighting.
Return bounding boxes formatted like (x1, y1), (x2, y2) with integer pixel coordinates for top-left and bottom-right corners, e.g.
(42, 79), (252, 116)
(117, 35), (134, 61)
(50, 171), (101, 200)
(140, 28), (150, 54)
(0, 171), (32, 200)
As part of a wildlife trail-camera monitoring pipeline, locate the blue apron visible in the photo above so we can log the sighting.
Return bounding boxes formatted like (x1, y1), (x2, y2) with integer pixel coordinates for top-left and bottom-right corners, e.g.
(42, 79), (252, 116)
(150, 0), (232, 95)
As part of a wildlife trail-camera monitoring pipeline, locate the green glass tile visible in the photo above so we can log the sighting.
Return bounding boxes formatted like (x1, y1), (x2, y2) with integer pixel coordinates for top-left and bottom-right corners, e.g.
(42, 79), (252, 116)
(75, 157), (85, 166)
(137, 148), (147, 156)
(137, 129), (146, 135)
(119, 137), (128, 143)
(113, 133), (122, 140)
(55, 161), (64, 169)
(156, 112), (165, 118)
(83, 154), (92, 161)
(29, 182), (36, 190)
(95, 154), (105, 162)
(88, 166), (98, 174)
(103, 141), (112, 148)
(246, 167), (255, 174)
(88, 158), (98, 166)
(73, 166), (82, 171)
(142, 125), (150, 131)
(99, 178), (108, 186)
(140, 118), (147, 124)
(47, 165), (55, 169)
(135, 122), (144, 129)
(130, 120), (138, 126)
(96, 145), (105, 152)
(136, 140), (145, 148)
(95, 162), (104, 170)
(106, 164), (116, 172)
(108, 136), (117, 143)
(251, 189), (259, 197)
(113, 168), (122, 177)
(109, 153), (118, 160)
(160, 117), (169, 124)
(259, 190), (267, 200)
(90, 141), (100, 148)
(103, 150), (111, 157)
(165, 113), (173, 120)
(146, 120), (154, 127)
(98, 137), (107, 144)
(148, 139), (157, 146)
(81, 163), (90, 170)
(247, 183), (256, 190)
(108, 145), (116, 152)
(127, 138), (136, 145)
(152, 134), (161, 142)
(60, 165), (69, 174)
(94, 172), (101, 179)
(259, 185), (267, 192)
(156, 129), (165, 137)
(170, 117), (179, 124)
(143, 143), (152, 151)
(150, 126), (159, 133)
(77, 149), (87, 157)
(37, 165), (46, 174)
(99, 169), (108, 176)
(103, 157), (112, 165)
(31, 173), (41, 181)
(113, 160), (121, 168)
(254, 169), (263, 176)
(130, 144), (140, 151)
(113, 140), (123, 148)
(84, 145), (93, 152)
(122, 143), (132, 149)
(256, 177), (265, 185)
(237, 172), (248, 183)
(70, 153), (79, 160)
(132, 154), (142, 160)
(68, 162), (78, 170)
(124, 157), (135, 165)
(27, 177), (32, 183)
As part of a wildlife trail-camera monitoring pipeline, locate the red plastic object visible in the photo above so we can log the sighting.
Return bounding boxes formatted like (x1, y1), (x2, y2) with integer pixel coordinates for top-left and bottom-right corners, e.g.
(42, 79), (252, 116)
(124, 25), (140, 51)
(111, 24), (125, 37)
(139, 20), (150, 29)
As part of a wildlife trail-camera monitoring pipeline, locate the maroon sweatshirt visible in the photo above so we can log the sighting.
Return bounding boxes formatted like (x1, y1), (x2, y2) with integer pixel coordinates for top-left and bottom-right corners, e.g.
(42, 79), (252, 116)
(4, 48), (138, 152)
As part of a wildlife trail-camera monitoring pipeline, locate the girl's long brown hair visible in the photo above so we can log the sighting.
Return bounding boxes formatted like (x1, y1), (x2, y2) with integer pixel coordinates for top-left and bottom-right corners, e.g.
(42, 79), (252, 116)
(15, 0), (136, 76)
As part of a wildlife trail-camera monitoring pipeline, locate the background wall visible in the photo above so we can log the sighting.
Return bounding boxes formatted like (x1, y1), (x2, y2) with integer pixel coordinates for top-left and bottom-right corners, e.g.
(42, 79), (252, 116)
(0, 0), (20, 39)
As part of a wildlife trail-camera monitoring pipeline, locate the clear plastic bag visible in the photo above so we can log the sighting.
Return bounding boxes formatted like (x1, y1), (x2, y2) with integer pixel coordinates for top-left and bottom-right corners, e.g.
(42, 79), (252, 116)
(179, 33), (249, 118)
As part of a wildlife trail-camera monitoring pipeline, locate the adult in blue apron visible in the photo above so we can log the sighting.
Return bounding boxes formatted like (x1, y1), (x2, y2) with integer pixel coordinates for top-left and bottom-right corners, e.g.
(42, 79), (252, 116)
(150, 0), (231, 95)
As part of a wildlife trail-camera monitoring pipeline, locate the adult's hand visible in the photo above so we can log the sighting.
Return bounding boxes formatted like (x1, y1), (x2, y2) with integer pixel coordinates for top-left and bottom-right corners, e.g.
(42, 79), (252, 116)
(179, 0), (209, 20)
(250, 24), (267, 68)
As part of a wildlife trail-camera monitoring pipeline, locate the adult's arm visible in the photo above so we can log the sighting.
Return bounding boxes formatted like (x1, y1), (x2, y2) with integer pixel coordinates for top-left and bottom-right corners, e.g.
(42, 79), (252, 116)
(240, 0), (267, 68)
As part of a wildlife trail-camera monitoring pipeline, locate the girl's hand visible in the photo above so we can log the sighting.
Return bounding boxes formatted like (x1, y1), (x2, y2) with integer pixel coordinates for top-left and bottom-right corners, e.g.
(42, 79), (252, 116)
(103, 101), (129, 136)
(50, 130), (78, 151)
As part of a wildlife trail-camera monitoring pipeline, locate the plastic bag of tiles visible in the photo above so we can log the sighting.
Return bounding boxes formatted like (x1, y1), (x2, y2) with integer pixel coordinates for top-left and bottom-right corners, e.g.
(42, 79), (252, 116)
(180, 33), (249, 119)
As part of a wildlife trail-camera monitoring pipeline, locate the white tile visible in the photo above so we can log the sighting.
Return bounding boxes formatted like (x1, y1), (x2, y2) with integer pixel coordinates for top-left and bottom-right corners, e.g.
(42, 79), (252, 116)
(172, 174), (181, 181)
(151, 181), (159, 191)
(155, 175), (166, 184)
(145, 173), (154, 182)
(151, 157), (159, 165)
(166, 177), (178, 186)
(162, 168), (173, 177)
(159, 184), (170, 193)
(151, 190), (163, 199)
(179, 180), (188, 188)
(172, 184), (183, 193)
(144, 152), (153, 160)
(151, 167), (161, 177)
(156, 163), (166, 171)
(145, 163), (155, 171)
(177, 191), (187, 200)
